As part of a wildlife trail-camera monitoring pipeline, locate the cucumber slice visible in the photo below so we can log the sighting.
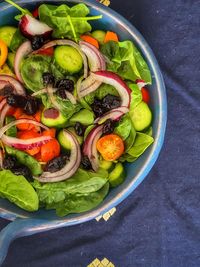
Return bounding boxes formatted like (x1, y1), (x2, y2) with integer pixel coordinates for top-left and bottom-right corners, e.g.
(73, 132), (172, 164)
(69, 109), (94, 126)
(130, 101), (152, 131)
(91, 30), (106, 45)
(5, 116), (17, 137)
(68, 127), (83, 145)
(0, 26), (17, 47)
(41, 109), (68, 128)
(99, 160), (113, 171)
(7, 52), (15, 71)
(54, 46), (83, 74)
(108, 163), (125, 187)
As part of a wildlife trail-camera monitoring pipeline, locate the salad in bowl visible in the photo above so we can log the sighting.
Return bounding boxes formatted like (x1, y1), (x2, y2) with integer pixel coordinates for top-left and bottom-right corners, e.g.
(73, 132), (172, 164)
(0, 0), (154, 217)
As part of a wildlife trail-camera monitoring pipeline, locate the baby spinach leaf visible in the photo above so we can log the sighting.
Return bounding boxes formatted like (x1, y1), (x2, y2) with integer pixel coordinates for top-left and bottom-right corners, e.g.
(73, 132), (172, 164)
(114, 114), (132, 140)
(39, 3), (102, 40)
(101, 40), (152, 83)
(128, 82), (143, 110)
(124, 123), (136, 152)
(120, 132), (154, 162)
(5, 146), (43, 176)
(9, 29), (27, 52)
(0, 170), (39, 211)
(21, 55), (51, 92)
(53, 183), (109, 217)
(32, 168), (108, 206)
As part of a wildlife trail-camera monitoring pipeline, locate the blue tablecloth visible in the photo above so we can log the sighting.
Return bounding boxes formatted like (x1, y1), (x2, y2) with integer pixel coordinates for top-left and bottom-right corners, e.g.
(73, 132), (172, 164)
(1, 0), (200, 266)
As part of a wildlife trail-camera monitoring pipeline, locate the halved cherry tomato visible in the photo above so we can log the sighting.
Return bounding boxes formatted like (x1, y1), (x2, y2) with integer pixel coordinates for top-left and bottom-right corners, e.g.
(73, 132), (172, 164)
(81, 35), (99, 49)
(141, 87), (150, 103)
(96, 134), (124, 161)
(42, 128), (56, 138)
(32, 8), (39, 18)
(17, 114), (36, 131)
(0, 40), (8, 67)
(37, 47), (54, 56)
(19, 130), (41, 156)
(41, 139), (60, 162)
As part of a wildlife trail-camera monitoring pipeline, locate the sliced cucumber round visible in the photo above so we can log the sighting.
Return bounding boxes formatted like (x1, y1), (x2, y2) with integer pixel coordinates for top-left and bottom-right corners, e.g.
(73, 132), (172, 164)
(130, 101), (152, 131)
(91, 30), (106, 45)
(108, 163), (125, 187)
(54, 45), (83, 74)
(99, 160), (114, 171)
(0, 26), (17, 47)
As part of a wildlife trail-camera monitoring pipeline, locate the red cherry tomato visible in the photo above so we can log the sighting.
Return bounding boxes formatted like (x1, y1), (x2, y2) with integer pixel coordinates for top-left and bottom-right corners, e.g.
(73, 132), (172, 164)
(141, 87), (150, 103)
(37, 47), (54, 56)
(32, 8), (39, 18)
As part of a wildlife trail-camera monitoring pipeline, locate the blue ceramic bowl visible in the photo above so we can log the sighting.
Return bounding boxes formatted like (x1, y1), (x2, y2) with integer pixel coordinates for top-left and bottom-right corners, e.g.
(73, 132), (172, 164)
(0, 0), (167, 263)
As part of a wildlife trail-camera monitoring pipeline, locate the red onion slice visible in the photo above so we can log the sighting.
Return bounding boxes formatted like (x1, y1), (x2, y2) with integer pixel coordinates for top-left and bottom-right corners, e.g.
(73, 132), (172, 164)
(0, 104), (10, 127)
(94, 107), (129, 124)
(32, 88), (47, 97)
(78, 75), (101, 98)
(0, 150), (3, 169)
(0, 75), (25, 95)
(35, 130), (81, 182)
(33, 39), (88, 78)
(136, 79), (148, 89)
(65, 91), (77, 105)
(2, 135), (52, 150)
(46, 85), (63, 112)
(91, 71), (131, 108)
(0, 119), (48, 138)
(0, 98), (7, 111)
(79, 41), (106, 71)
(14, 41), (33, 83)
(0, 81), (8, 90)
(83, 125), (103, 171)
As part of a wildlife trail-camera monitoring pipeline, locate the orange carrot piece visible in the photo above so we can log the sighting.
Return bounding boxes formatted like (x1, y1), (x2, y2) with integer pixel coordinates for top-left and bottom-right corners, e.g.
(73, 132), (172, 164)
(17, 115), (36, 131)
(41, 139), (60, 162)
(81, 35), (99, 49)
(104, 31), (119, 43)
(43, 128), (56, 138)
(34, 110), (41, 122)
(19, 130), (41, 156)
(13, 108), (23, 119)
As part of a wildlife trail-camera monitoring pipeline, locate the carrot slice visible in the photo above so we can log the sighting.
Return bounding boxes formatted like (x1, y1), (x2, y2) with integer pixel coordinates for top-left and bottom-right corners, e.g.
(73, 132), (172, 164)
(80, 35), (99, 49)
(34, 110), (41, 122)
(17, 115), (36, 131)
(104, 31), (119, 43)
(41, 139), (60, 162)
(13, 108), (23, 119)
(19, 130), (41, 156)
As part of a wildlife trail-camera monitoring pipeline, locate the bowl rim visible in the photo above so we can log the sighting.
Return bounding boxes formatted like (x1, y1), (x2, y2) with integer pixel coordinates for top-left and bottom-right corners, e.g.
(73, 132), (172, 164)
(0, 0), (167, 225)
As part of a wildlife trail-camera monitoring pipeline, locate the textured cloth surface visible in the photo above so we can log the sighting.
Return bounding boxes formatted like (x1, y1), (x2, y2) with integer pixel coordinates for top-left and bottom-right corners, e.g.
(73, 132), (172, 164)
(0, 0), (200, 266)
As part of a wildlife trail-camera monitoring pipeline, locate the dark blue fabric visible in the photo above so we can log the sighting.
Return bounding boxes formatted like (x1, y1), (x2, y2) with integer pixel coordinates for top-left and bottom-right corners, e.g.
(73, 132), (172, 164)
(1, 0), (200, 266)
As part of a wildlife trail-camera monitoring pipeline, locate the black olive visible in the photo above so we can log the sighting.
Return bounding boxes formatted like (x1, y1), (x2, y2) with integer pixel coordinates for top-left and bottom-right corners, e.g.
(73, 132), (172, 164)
(42, 72), (55, 86)
(74, 122), (85, 136)
(56, 79), (74, 93)
(31, 35), (45, 50)
(3, 156), (17, 170)
(56, 88), (67, 99)
(81, 155), (92, 170)
(6, 94), (26, 108)
(102, 119), (116, 135)
(102, 94), (121, 111)
(12, 166), (33, 181)
(45, 155), (68, 173)
(91, 98), (106, 117)
(23, 96), (40, 115)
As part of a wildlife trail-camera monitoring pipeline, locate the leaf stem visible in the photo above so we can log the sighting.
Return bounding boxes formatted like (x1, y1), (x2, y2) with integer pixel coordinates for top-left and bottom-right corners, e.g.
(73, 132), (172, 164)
(67, 15), (78, 43)
(4, 0), (27, 14)
(71, 15), (103, 21)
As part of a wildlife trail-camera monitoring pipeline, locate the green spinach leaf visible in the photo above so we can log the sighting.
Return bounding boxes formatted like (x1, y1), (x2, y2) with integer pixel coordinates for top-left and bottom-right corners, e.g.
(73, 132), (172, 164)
(39, 4), (102, 40)
(0, 170), (39, 211)
(114, 114), (132, 140)
(128, 82), (143, 110)
(100, 40), (152, 83)
(9, 29), (27, 52)
(32, 168), (108, 206)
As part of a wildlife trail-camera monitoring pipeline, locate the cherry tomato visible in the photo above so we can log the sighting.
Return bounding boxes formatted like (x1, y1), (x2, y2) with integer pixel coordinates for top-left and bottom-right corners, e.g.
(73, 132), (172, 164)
(37, 47), (54, 56)
(32, 8), (39, 18)
(96, 134), (124, 161)
(141, 87), (150, 103)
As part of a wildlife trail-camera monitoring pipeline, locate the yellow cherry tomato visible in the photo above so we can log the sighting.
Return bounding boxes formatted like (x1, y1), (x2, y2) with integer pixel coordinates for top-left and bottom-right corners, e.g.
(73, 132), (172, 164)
(0, 39), (8, 67)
